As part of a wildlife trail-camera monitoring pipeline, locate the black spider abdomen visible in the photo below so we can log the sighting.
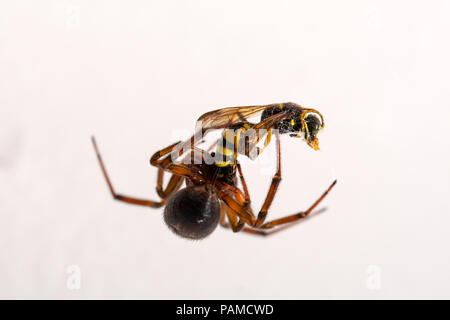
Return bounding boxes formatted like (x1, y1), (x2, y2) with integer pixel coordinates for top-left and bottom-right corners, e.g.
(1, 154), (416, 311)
(163, 185), (221, 240)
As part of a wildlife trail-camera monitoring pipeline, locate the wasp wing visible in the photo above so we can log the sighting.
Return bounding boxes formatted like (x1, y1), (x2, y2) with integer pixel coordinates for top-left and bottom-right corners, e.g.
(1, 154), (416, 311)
(195, 104), (280, 131)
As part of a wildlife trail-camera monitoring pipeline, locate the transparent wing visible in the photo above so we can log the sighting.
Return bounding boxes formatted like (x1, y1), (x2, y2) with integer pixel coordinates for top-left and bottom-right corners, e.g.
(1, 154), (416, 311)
(195, 104), (279, 131)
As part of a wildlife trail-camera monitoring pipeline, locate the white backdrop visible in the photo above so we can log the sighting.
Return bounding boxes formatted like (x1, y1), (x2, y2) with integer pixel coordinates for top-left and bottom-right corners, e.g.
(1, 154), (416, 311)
(1, 0), (450, 299)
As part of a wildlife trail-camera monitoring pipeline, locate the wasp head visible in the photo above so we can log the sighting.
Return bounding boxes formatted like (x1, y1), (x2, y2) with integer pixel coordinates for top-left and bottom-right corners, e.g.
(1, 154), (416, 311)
(289, 111), (324, 150)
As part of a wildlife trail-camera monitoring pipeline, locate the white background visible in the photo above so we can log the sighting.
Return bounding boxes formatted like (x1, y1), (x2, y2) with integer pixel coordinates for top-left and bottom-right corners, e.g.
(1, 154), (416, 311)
(1, 0), (449, 299)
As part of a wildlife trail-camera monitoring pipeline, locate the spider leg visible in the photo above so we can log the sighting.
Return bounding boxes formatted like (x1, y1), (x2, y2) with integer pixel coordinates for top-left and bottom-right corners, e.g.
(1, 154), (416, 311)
(219, 203), (245, 233)
(150, 136), (210, 187)
(236, 162), (251, 206)
(92, 136), (167, 208)
(151, 134), (212, 168)
(156, 168), (184, 199)
(219, 182), (335, 236)
(258, 180), (337, 229)
(219, 192), (255, 226)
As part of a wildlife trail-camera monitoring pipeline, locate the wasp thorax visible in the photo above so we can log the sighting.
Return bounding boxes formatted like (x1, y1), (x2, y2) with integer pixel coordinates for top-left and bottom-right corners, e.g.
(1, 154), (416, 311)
(163, 185), (221, 240)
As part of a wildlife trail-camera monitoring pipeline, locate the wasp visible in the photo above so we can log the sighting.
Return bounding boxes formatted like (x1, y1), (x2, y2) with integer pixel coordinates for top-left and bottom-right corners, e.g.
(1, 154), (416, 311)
(196, 102), (324, 168)
(92, 102), (336, 239)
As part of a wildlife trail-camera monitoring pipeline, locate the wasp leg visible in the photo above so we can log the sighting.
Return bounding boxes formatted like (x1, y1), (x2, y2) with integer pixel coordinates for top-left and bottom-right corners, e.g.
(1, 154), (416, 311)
(258, 180), (337, 229)
(243, 111), (289, 159)
(254, 130), (282, 226)
(92, 136), (165, 208)
(259, 128), (272, 154)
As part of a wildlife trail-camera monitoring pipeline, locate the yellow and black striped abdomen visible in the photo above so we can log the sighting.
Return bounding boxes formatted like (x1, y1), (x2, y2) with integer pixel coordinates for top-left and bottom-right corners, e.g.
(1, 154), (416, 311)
(214, 128), (240, 167)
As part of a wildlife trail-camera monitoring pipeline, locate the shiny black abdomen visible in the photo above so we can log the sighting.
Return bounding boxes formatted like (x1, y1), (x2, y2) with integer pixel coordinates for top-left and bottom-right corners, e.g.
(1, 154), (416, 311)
(163, 185), (221, 240)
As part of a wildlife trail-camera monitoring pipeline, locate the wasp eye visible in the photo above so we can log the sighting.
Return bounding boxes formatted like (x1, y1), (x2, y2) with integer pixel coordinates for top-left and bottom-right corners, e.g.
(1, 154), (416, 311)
(304, 114), (322, 139)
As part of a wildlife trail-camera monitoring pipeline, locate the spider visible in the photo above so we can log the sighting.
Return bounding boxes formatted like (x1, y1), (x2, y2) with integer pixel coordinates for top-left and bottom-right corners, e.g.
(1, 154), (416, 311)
(91, 130), (336, 239)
